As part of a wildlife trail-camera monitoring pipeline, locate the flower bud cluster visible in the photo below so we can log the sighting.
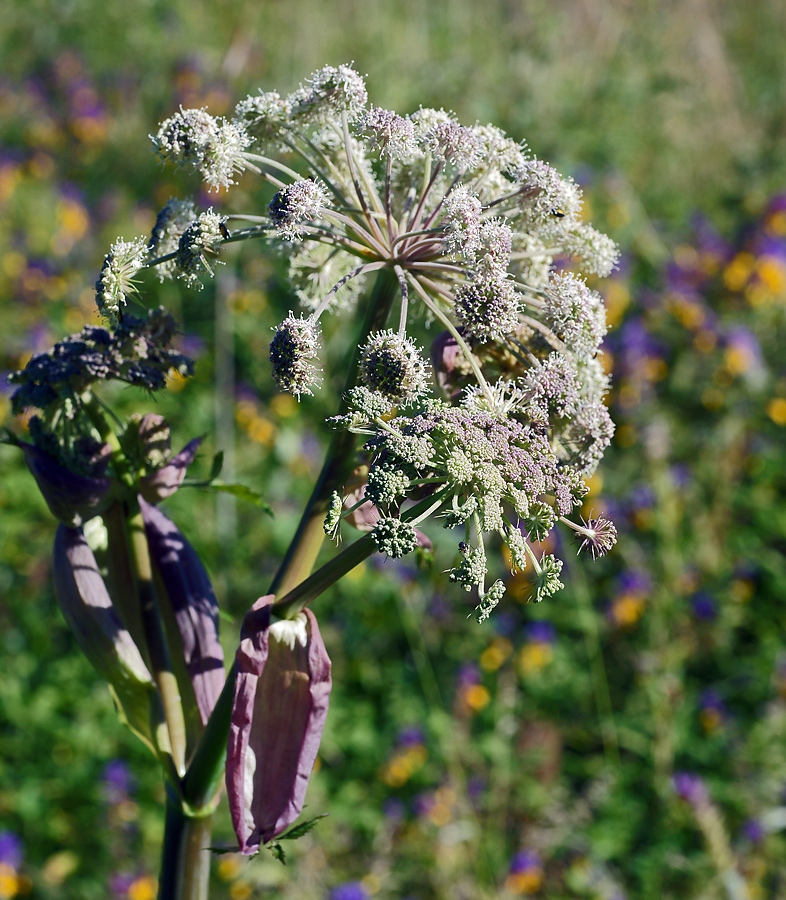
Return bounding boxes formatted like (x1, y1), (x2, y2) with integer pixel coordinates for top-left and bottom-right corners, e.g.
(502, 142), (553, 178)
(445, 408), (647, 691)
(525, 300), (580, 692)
(334, 392), (591, 603)
(234, 91), (289, 145)
(474, 580), (506, 623)
(544, 272), (607, 355)
(10, 308), (193, 419)
(151, 106), (252, 190)
(371, 517), (419, 558)
(127, 64), (621, 616)
(269, 179), (329, 240)
(175, 209), (227, 287)
(531, 554), (564, 603)
(359, 331), (428, 402)
(442, 186), (483, 258)
(361, 107), (418, 160)
(288, 64), (369, 124)
(268, 313), (322, 398)
(455, 277), (520, 341)
(95, 238), (148, 326)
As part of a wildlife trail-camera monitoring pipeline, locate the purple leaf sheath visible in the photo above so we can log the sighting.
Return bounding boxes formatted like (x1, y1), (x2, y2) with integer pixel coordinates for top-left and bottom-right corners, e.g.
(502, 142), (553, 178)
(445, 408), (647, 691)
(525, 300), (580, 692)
(139, 436), (203, 504)
(53, 524), (155, 744)
(140, 498), (225, 725)
(226, 595), (332, 853)
(23, 442), (112, 527)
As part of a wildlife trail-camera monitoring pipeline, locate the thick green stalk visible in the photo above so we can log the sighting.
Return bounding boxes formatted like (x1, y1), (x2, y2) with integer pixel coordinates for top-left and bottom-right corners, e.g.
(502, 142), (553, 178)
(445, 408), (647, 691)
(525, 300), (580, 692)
(101, 501), (152, 671)
(82, 394), (188, 782)
(269, 269), (399, 600)
(158, 795), (213, 900)
(181, 666), (236, 813)
(126, 505), (188, 779)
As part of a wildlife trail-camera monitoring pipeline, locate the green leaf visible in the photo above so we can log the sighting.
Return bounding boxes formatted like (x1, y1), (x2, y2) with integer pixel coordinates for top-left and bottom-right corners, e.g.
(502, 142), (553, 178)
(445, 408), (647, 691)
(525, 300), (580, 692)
(208, 482), (273, 512)
(269, 843), (286, 865)
(180, 478), (273, 512)
(209, 451), (224, 481)
(277, 813), (329, 841)
(0, 428), (21, 447)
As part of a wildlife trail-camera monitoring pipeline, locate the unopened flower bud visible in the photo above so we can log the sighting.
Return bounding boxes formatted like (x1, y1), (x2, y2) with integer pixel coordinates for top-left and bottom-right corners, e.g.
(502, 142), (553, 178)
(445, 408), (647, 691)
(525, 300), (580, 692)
(138, 432), (203, 504)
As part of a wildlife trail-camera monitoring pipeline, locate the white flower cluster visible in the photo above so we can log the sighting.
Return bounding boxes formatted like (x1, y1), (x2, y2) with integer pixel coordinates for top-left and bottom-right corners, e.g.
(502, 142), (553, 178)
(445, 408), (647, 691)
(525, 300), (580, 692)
(97, 63), (620, 617)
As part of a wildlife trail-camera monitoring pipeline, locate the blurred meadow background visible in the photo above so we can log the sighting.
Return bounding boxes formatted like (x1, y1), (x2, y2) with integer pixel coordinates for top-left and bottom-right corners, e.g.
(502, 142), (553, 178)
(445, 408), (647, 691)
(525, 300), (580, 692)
(1, 1), (786, 898)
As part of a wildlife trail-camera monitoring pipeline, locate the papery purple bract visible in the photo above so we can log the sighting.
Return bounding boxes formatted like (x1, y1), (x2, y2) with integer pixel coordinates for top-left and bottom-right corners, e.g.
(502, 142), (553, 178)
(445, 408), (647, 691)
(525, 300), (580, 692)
(139, 436), (203, 504)
(226, 595), (332, 853)
(140, 499), (224, 726)
(22, 442), (113, 527)
(53, 524), (156, 745)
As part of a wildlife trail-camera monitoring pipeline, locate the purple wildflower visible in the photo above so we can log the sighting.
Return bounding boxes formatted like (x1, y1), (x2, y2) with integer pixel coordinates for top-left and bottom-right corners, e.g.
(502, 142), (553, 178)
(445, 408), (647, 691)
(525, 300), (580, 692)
(330, 881), (368, 900)
(510, 849), (542, 875)
(102, 759), (135, 805)
(673, 772), (709, 808)
(0, 832), (22, 869)
(397, 726), (426, 748)
(742, 818), (765, 845)
(690, 591), (717, 621)
(525, 621), (556, 644)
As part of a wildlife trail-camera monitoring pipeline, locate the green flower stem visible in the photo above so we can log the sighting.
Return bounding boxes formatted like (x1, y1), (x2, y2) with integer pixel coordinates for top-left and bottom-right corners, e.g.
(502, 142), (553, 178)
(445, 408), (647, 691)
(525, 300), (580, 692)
(274, 532), (378, 617)
(80, 391), (134, 487)
(274, 488), (448, 619)
(158, 794), (213, 900)
(101, 501), (152, 670)
(268, 269), (399, 601)
(151, 563), (203, 756)
(81, 394), (189, 782)
(181, 666), (236, 812)
(126, 504), (189, 779)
